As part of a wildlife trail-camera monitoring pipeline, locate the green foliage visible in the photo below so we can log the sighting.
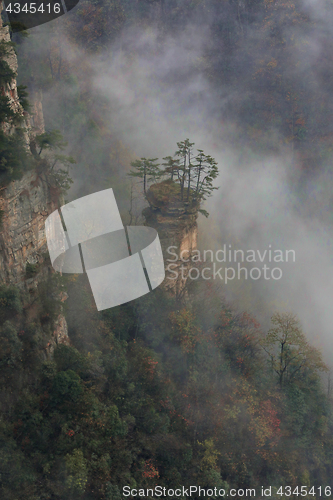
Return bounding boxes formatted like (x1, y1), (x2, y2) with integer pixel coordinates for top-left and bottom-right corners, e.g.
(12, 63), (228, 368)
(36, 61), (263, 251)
(65, 449), (88, 493)
(174, 138), (195, 201)
(0, 429), (36, 498)
(129, 157), (161, 195)
(0, 94), (17, 123)
(53, 344), (90, 378)
(35, 130), (67, 154)
(37, 275), (63, 323)
(50, 369), (84, 407)
(1, 0), (333, 496)
(0, 277), (332, 498)
(198, 208), (209, 218)
(105, 483), (122, 500)
(162, 155), (180, 181)
(34, 130), (76, 193)
(0, 128), (32, 185)
(0, 40), (16, 87)
(127, 140), (219, 216)
(192, 149), (219, 203)
(0, 285), (22, 324)
(17, 84), (30, 111)
(198, 438), (221, 470)
(261, 312), (328, 387)
(0, 321), (22, 366)
(25, 261), (38, 278)
(0, 78), (31, 186)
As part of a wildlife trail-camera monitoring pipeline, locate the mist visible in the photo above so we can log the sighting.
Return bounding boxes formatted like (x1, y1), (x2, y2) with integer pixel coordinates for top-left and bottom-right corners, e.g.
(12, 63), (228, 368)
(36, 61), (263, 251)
(16, 0), (333, 365)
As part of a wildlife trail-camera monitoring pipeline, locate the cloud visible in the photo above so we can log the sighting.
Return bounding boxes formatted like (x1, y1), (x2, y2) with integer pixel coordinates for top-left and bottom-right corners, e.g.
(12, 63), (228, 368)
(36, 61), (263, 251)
(18, 0), (333, 365)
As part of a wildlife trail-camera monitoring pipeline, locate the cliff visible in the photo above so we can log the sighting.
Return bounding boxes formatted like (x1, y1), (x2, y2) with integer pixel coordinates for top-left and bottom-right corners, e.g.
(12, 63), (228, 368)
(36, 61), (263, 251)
(0, 7), (69, 349)
(0, 170), (59, 287)
(0, 6), (29, 143)
(143, 181), (199, 296)
(0, 4), (54, 289)
(0, 0), (44, 139)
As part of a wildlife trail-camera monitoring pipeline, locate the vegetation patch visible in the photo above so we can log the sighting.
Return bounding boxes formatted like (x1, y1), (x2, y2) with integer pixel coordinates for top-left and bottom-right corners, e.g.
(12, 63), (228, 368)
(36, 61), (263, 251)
(147, 179), (182, 206)
(129, 139), (218, 217)
(0, 285), (22, 323)
(25, 262), (39, 279)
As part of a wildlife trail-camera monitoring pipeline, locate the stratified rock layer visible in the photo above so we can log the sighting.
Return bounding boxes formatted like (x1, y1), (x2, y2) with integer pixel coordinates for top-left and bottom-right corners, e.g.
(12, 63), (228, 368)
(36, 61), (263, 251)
(0, 171), (59, 286)
(143, 183), (199, 296)
(0, 5), (69, 348)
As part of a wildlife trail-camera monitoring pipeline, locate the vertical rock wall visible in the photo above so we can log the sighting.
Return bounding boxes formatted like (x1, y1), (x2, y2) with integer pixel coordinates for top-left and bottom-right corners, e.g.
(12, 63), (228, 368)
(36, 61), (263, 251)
(143, 194), (199, 296)
(0, 4), (54, 288)
(0, 1), (45, 140)
(0, 4), (30, 143)
(0, 5), (69, 348)
(0, 171), (59, 287)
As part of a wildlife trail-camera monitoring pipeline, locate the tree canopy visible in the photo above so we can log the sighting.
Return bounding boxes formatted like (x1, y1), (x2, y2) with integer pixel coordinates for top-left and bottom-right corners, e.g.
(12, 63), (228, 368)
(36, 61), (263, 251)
(128, 139), (219, 216)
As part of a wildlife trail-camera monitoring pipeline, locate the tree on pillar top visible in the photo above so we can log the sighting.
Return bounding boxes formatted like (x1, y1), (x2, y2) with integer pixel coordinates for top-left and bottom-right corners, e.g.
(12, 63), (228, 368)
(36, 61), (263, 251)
(128, 139), (219, 217)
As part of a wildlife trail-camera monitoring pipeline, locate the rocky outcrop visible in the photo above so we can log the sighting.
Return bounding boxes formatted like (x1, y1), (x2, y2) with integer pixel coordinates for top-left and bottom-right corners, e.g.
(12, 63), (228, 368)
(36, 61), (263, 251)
(0, 1), (57, 289)
(0, 10), (30, 144)
(143, 182), (199, 296)
(0, 2), (45, 141)
(0, 171), (59, 287)
(0, 171), (70, 347)
(0, 4), (69, 348)
(43, 312), (70, 358)
(0, 172), (70, 349)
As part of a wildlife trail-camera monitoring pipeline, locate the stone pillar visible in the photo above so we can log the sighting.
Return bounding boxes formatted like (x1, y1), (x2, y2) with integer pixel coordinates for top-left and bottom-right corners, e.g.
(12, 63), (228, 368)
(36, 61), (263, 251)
(143, 182), (199, 296)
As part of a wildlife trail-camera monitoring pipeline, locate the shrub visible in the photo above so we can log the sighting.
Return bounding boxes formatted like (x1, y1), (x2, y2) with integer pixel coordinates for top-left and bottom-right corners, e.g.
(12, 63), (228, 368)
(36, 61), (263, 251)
(25, 262), (38, 278)
(0, 285), (22, 324)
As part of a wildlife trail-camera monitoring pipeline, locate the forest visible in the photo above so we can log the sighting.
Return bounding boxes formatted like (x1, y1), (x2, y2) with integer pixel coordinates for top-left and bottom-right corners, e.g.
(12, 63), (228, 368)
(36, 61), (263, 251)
(1, 0), (333, 499)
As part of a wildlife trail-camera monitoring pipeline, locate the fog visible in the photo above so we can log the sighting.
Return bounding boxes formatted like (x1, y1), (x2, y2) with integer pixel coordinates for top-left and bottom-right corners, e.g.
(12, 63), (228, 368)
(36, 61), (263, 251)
(17, 0), (333, 364)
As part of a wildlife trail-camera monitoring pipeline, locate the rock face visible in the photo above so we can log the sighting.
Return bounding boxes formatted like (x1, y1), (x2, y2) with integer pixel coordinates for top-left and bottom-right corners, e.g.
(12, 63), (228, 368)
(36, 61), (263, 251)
(143, 182), (199, 296)
(45, 312), (70, 358)
(0, 170), (59, 287)
(0, 10), (57, 288)
(0, 2), (45, 141)
(0, 6), (69, 348)
(0, 9), (30, 143)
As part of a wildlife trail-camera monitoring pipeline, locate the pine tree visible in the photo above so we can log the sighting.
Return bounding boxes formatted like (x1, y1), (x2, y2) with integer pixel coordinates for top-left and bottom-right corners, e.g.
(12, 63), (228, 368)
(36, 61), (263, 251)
(128, 157), (160, 196)
(174, 138), (194, 201)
